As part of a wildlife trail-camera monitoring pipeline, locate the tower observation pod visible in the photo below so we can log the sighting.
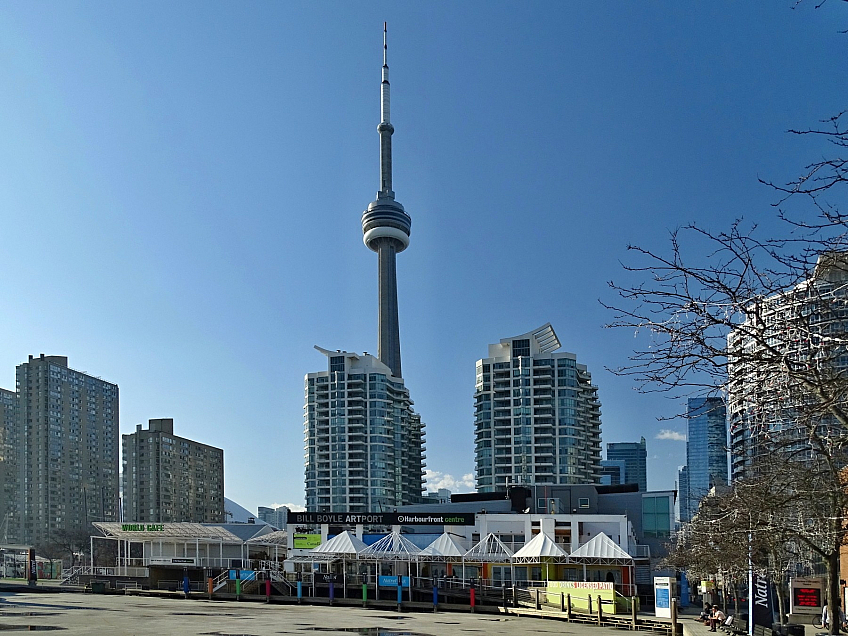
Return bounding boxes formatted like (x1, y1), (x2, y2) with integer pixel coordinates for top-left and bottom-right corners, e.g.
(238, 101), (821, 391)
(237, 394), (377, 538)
(361, 23), (411, 380)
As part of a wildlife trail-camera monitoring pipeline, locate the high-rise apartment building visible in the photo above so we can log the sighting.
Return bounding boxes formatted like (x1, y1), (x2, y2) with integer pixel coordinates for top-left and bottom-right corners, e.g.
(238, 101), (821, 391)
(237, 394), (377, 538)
(474, 324), (602, 492)
(0, 387), (17, 542)
(16, 354), (119, 545)
(122, 418), (224, 523)
(257, 505), (289, 528)
(303, 26), (425, 511)
(678, 398), (727, 522)
(606, 437), (647, 492)
(305, 349), (425, 512)
(728, 253), (848, 481)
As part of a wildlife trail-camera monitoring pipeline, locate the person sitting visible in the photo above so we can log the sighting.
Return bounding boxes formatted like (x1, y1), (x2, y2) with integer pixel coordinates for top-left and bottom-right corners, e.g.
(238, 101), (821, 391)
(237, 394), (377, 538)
(710, 605), (726, 632)
(699, 604), (711, 622)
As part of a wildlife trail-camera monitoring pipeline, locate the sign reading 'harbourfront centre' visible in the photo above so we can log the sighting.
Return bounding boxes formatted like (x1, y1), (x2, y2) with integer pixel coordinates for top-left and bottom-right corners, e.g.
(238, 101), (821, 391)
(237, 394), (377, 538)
(290, 512), (475, 526)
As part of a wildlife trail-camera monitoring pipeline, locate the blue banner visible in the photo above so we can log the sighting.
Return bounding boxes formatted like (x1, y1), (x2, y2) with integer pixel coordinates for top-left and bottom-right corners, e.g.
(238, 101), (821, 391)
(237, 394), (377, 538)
(378, 575), (409, 587)
(229, 569), (256, 581)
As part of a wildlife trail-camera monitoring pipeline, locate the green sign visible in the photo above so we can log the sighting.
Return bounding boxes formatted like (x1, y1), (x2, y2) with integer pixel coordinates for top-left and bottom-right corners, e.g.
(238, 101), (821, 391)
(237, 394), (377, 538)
(121, 523), (165, 532)
(293, 533), (322, 549)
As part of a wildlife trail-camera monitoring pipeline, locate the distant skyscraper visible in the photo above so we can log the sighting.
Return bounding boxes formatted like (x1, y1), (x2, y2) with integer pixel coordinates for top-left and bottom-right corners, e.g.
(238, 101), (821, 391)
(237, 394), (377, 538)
(474, 324), (602, 492)
(16, 354), (119, 545)
(305, 349), (424, 512)
(606, 437), (647, 492)
(679, 397), (727, 522)
(304, 27), (425, 511)
(258, 505), (289, 528)
(600, 459), (627, 486)
(0, 387), (17, 542)
(677, 465), (689, 522)
(122, 418), (224, 523)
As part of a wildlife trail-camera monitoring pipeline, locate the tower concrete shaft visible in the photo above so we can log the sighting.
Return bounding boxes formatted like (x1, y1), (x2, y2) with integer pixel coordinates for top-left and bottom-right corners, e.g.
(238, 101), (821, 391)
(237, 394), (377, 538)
(362, 23), (411, 379)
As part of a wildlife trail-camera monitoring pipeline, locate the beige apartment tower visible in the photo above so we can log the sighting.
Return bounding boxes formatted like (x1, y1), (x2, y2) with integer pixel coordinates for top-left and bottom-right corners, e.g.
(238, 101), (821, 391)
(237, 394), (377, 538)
(16, 354), (119, 546)
(122, 418), (224, 523)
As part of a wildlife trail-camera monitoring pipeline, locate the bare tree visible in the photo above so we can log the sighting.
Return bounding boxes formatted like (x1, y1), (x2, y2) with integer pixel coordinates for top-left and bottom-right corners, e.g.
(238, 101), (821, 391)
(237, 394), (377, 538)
(605, 112), (848, 631)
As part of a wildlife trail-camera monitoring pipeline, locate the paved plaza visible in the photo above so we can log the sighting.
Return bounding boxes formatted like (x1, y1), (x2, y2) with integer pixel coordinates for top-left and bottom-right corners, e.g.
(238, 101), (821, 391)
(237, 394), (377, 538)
(0, 590), (608, 636)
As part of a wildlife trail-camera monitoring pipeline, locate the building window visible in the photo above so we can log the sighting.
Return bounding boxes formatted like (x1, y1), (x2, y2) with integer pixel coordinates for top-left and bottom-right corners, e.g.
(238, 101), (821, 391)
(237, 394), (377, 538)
(330, 356), (345, 373)
(578, 497), (589, 509)
(642, 496), (671, 537)
(512, 339), (530, 358)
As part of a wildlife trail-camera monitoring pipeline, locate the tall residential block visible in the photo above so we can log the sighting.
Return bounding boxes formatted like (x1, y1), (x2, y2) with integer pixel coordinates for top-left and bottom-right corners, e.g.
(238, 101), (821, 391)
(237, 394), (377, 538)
(303, 26), (425, 511)
(17, 354), (119, 545)
(679, 397), (727, 522)
(305, 349), (425, 512)
(606, 437), (647, 492)
(728, 253), (848, 481)
(122, 418), (224, 523)
(474, 324), (602, 492)
(0, 387), (17, 542)
(258, 505), (289, 528)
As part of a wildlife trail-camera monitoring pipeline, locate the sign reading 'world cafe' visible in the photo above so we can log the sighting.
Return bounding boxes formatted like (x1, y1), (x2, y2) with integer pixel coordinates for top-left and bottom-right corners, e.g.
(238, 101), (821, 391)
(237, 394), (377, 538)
(289, 512), (476, 526)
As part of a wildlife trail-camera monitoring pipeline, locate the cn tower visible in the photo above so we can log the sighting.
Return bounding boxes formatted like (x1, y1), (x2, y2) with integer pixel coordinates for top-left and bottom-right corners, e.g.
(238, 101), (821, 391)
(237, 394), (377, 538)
(361, 23), (411, 380)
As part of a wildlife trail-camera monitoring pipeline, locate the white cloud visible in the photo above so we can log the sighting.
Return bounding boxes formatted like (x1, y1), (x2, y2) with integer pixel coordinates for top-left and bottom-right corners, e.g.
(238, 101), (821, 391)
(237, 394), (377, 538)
(655, 429), (686, 442)
(425, 470), (475, 493)
(271, 502), (306, 512)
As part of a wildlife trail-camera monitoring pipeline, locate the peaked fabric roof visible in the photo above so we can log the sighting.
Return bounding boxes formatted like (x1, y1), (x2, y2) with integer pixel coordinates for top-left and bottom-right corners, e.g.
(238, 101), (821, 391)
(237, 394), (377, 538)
(312, 530), (368, 555)
(420, 533), (466, 558)
(569, 532), (633, 562)
(512, 532), (568, 560)
(359, 531), (422, 560)
(464, 533), (514, 562)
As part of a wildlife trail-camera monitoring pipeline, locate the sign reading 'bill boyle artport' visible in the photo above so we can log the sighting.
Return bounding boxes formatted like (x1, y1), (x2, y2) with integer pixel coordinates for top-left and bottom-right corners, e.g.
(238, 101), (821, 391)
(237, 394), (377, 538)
(290, 512), (476, 526)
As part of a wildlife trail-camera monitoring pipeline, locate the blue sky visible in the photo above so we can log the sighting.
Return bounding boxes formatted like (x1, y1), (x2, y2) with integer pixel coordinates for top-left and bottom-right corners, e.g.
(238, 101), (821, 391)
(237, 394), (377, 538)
(0, 2), (845, 514)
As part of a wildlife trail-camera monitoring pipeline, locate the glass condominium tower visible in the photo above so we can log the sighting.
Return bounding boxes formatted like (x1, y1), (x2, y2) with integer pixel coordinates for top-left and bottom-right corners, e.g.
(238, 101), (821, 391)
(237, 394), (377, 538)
(474, 324), (602, 492)
(304, 348), (425, 512)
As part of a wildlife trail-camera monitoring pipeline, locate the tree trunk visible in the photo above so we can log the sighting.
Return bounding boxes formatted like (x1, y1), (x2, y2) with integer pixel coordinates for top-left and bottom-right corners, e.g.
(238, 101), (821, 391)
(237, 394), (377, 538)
(775, 580), (787, 625)
(826, 550), (840, 636)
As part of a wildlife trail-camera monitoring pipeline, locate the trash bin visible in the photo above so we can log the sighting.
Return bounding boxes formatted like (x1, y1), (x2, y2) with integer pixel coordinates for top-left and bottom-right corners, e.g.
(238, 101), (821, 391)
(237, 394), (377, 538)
(90, 581), (106, 594)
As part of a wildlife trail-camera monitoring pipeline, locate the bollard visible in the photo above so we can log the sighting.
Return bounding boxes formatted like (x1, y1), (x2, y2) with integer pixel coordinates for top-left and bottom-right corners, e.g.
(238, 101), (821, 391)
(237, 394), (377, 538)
(470, 586), (476, 613)
(597, 594), (603, 625)
(207, 577), (213, 599)
(235, 579), (241, 599)
(329, 581), (334, 604)
(631, 596), (638, 630)
(588, 595), (593, 615)
(512, 584), (518, 608)
(671, 597), (679, 636)
(560, 591), (565, 613)
(297, 580), (303, 604)
(567, 593), (572, 620)
(183, 575), (190, 598)
(433, 584), (439, 613)
(265, 578), (271, 601)
(362, 582), (368, 607)
(535, 588), (541, 610)
(503, 586), (508, 612)
(397, 576), (403, 610)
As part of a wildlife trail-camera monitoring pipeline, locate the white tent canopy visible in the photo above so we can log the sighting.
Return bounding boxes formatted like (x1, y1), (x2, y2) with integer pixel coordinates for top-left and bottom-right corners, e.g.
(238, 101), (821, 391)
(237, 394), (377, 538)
(512, 532), (569, 563)
(568, 532), (634, 565)
(359, 531), (421, 561)
(313, 530), (367, 555)
(419, 533), (466, 560)
(464, 533), (514, 562)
